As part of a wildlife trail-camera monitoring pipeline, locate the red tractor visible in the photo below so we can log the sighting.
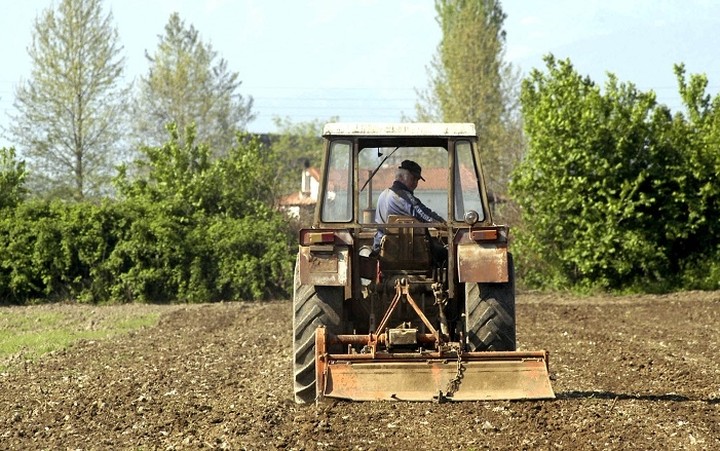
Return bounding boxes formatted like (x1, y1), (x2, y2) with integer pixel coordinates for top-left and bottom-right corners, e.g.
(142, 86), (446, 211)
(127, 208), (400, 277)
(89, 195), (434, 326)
(293, 123), (554, 403)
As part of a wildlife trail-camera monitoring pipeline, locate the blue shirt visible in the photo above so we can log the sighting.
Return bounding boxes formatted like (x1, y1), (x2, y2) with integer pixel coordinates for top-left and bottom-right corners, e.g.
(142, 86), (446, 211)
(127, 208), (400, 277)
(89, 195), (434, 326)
(373, 181), (445, 250)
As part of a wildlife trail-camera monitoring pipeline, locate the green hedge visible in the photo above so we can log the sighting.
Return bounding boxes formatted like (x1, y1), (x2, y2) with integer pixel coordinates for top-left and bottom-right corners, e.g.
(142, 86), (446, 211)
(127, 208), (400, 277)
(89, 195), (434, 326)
(0, 199), (294, 304)
(0, 128), (296, 304)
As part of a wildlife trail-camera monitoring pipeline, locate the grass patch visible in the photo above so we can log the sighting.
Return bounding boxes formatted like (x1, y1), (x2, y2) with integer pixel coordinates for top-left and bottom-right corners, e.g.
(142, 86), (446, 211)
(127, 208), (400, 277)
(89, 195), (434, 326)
(0, 304), (166, 372)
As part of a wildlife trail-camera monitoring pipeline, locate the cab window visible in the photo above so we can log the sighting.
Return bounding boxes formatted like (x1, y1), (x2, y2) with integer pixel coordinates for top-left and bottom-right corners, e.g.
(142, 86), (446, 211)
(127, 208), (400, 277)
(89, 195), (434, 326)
(454, 140), (485, 222)
(321, 140), (352, 222)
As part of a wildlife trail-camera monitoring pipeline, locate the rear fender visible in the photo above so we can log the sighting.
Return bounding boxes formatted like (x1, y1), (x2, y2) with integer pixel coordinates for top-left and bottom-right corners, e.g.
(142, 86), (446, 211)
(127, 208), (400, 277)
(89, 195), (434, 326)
(298, 245), (350, 288)
(455, 227), (510, 283)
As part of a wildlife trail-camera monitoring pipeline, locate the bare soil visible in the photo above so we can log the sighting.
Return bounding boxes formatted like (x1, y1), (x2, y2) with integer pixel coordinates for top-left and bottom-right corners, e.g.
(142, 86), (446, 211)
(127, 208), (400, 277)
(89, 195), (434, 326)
(1, 291), (719, 450)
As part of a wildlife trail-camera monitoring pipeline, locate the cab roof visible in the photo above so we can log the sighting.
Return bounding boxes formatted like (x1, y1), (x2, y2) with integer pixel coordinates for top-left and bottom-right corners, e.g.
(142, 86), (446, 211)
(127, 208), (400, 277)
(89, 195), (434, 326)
(322, 122), (477, 137)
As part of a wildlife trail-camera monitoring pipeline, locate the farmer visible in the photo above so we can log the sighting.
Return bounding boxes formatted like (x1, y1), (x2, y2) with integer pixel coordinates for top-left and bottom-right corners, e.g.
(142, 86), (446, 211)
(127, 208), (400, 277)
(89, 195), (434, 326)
(372, 160), (446, 261)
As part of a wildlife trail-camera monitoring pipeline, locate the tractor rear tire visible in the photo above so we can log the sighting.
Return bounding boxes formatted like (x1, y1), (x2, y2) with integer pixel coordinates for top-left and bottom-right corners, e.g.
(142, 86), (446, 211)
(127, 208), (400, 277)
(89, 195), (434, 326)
(293, 259), (344, 404)
(464, 254), (516, 351)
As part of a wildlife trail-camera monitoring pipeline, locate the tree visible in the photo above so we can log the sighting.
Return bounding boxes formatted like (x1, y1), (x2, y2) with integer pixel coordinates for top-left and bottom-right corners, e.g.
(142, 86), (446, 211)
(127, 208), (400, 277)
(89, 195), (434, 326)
(8, 0), (129, 200)
(670, 64), (720, 288)
(132, 13), (255, 154)
(513, 56), (660, 289)
(416, 0), (522, 201)
(0, 148), (27, 210)
(269, 117), (331, 199)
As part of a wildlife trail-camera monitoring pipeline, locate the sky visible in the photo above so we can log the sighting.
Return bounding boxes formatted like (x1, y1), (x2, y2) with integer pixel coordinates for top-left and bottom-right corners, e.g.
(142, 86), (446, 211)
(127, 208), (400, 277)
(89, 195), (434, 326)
(1, 0), (720, 149)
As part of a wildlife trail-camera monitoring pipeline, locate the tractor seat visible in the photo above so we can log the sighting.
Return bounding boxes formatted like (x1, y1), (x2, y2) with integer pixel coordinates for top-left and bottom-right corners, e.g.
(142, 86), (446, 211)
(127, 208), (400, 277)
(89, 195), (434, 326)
(379, 215), (432, 272)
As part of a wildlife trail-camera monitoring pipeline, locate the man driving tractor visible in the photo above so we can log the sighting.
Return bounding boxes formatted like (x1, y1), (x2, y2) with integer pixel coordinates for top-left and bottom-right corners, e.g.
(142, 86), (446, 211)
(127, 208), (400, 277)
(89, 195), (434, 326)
(373, 160), (447, 262)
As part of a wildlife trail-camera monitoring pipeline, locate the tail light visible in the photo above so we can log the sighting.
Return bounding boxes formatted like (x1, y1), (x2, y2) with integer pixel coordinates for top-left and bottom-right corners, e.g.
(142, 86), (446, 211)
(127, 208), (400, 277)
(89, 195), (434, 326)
(300, 231), (335, 245)
(471, 229), (498, 241)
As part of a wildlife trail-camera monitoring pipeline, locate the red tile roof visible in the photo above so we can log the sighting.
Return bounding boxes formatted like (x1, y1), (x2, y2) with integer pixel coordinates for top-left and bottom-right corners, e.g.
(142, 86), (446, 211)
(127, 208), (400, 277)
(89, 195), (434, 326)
(279, 191), (316, 206)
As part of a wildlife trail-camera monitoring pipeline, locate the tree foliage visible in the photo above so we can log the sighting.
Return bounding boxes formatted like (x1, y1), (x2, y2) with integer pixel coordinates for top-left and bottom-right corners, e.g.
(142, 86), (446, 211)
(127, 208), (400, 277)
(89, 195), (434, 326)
(671, 64), (720, 288)
(512, 56), (720, 291)
(8, 0), (129, 200)
(0, 199), (122, 302)
(132, 13), (255, 154)
(269, 117), (328, 199)
(112, 125), (294, 302)
(416, 0), (522, 200)
(0, 148), (27, 210)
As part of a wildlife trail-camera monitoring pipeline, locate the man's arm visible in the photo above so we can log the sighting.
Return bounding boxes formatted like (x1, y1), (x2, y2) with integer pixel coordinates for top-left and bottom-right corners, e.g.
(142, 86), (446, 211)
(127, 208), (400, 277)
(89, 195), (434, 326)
(407, 193), (445, 223)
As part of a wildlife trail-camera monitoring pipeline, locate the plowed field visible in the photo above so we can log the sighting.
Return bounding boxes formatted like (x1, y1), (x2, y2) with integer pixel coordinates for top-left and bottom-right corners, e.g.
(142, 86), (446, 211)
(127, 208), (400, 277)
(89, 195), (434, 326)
(1, 291), (719, 450)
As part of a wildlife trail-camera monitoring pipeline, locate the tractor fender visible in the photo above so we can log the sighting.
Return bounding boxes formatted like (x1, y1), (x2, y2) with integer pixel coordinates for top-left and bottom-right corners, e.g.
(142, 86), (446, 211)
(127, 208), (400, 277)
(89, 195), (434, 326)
(298, 245), (350, 287)
(457, 242), (509, 283)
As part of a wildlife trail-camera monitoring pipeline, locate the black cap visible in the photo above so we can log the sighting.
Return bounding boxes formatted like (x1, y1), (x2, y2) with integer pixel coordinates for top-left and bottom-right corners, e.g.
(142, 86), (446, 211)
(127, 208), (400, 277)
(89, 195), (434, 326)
(399, 160), (425, 181)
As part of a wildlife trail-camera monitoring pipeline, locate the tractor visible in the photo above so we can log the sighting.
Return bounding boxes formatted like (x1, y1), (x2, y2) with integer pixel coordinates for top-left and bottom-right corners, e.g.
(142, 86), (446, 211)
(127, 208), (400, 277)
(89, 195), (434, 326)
(293, 123), (554, 403)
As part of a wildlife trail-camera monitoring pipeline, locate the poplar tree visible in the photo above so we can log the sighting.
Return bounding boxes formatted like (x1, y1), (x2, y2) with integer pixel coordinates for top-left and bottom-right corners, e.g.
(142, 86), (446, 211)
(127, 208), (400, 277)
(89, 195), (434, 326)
(8, 0), (129, 200)
(416, 0), (521, 200)
(132, 13), (255, 154)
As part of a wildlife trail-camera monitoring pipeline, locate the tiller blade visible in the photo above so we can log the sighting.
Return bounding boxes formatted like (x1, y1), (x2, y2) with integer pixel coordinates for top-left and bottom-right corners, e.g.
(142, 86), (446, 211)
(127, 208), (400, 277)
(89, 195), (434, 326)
(315, 328), (555, 402)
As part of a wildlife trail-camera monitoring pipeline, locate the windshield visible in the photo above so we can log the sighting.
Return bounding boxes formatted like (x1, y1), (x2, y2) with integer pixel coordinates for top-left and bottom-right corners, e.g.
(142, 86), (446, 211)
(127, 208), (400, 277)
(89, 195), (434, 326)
(320, 139), (486, 224)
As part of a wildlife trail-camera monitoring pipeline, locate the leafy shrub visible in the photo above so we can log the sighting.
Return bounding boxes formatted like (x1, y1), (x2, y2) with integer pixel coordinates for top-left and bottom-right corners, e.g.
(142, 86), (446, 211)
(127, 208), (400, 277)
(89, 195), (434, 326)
(0, 126), (296, 304)
(512, 56), (720, 292)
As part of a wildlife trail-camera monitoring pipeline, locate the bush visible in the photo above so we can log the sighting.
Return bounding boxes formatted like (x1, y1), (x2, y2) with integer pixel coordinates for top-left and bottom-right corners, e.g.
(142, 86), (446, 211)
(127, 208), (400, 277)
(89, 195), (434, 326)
(512, 56), (720, 292)
(0, 127), (296, 304)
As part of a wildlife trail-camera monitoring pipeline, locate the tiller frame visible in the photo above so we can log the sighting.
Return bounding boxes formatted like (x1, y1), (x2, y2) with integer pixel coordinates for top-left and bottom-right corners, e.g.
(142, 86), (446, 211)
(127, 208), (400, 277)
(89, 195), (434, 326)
(315, 280), (556, 402)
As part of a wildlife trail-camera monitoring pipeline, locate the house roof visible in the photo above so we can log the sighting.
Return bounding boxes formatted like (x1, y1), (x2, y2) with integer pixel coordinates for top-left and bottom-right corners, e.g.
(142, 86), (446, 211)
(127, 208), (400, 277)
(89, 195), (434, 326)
(279, 192), (316, 206)
(279, 167), (321, 207)
(306, 166), (321, 181)
(324, 166), (478, 191)
(360, 167), (467, 191)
